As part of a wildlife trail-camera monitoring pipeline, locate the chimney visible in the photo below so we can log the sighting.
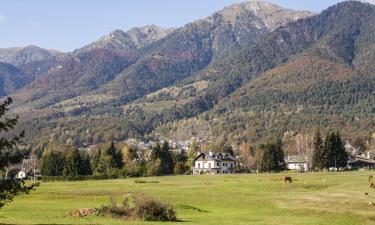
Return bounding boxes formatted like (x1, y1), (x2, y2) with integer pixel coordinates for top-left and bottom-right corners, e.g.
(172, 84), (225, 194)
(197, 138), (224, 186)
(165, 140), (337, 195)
(209, 151), (213, 156)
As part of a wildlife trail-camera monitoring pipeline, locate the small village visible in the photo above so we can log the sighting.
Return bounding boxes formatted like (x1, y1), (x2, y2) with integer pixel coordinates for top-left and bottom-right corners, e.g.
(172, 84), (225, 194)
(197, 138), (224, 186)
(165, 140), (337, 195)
(13, 134), (375, 181)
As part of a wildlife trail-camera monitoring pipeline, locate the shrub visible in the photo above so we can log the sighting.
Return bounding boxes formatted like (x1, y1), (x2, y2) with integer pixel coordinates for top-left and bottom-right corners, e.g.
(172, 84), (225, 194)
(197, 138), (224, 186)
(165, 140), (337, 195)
(134, 196), (176, 221)
(96, 194), (176, 222)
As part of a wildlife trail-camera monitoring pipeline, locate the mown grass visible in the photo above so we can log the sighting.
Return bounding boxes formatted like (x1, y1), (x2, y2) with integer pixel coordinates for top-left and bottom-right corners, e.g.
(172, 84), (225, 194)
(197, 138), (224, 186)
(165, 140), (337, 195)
(1, 172), (375, 225)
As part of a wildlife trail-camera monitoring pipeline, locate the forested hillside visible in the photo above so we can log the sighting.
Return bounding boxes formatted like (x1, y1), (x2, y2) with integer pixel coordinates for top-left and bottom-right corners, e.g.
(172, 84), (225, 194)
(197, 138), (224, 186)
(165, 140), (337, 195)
(156, 1), (375, 143)
(2, 1), (315, 147)
(1, 1), (374, 149)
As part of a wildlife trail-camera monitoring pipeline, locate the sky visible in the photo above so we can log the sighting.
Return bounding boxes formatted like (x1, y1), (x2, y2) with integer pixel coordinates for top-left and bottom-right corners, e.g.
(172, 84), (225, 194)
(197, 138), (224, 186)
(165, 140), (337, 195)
(0, 0), (365, 52)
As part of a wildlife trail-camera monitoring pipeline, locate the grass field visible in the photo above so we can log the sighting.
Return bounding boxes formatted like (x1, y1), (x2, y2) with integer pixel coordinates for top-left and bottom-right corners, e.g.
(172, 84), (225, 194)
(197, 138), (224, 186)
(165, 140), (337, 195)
(1, 172), (375, 225)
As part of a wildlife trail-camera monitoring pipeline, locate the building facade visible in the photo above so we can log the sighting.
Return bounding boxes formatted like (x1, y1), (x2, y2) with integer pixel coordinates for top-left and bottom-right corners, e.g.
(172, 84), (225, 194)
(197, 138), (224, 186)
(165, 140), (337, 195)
(193, 152), (236, 175)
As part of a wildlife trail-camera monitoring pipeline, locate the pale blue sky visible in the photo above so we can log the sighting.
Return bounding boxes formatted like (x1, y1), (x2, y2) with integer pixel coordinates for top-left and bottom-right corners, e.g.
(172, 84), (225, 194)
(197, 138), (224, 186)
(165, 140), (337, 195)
(0, 0), (347, 51)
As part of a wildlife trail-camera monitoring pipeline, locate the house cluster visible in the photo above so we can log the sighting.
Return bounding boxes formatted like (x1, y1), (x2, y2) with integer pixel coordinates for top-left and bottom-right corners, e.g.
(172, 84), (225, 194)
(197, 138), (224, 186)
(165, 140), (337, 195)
(13, 155), (41, 180)
(193, 152), (237, 175)
(285, 140), (375, 172)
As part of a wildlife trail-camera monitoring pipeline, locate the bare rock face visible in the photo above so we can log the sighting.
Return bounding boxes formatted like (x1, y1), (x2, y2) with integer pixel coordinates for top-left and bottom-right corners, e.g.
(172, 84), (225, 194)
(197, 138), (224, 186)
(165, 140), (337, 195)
(212, 0), (315, 31)
(78, 25), (175, 52)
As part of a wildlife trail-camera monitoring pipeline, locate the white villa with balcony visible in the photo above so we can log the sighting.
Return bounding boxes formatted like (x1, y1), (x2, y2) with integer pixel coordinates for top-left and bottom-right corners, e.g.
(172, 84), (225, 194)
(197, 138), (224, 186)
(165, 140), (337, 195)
(193, 152), (237, 175)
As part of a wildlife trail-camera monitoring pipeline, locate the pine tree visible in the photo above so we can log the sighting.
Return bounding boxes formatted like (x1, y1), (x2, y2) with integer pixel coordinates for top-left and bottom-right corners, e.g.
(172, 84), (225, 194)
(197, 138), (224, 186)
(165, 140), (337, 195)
(103, 141), (123, 169)
(0, 97), (36, 208)
(63, 148), (82, 177)
(323, 132), (348, 170)
(91, 149), (101, 173)
(260, 137), (286, 172)
(80, 151), (92, 176)
(335, 132), (348, 169)
(312, 129), (324, 170)
(40, 150), (65, 176)
(161, 142), (174, 174)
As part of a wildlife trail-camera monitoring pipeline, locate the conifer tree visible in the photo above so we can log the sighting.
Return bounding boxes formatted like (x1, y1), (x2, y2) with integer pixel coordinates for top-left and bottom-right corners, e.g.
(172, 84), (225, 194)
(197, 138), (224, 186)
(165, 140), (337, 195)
(63, 148), (82, 177)
(0, 97), (37, 208)
(260, 137), (286, 172)
(312, 129), (324, 170)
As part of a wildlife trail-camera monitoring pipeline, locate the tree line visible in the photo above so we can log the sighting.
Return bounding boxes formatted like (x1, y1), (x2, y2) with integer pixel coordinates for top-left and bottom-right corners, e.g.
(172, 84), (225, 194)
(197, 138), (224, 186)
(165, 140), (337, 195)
(40, 141), (198, 179)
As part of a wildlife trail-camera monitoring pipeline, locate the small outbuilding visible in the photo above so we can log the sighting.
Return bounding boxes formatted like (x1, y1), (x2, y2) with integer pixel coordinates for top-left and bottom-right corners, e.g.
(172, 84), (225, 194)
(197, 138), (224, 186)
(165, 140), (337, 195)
(348, 156), (375, 169)
(285, 155), (309, 172)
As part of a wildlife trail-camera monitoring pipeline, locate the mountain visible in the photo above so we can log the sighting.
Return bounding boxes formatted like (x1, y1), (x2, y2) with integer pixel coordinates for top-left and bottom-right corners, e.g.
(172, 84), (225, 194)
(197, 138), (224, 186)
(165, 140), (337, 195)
(0, 45), (63, 67)
(10, 1), (313, 118)
(0, 63), (32, 96)
(77, 25), (175, 53)
(66, 1), (314, 108)
(7, 1), (375, 148)
(154, 1), (375, 143)
(12, 49), (137, 110)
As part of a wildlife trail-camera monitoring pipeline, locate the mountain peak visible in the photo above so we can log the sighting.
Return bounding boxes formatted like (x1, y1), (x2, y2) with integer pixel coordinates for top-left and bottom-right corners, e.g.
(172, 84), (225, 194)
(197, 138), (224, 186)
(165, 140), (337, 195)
(213, 0), (315, 30)
(78, 25), (175, 53)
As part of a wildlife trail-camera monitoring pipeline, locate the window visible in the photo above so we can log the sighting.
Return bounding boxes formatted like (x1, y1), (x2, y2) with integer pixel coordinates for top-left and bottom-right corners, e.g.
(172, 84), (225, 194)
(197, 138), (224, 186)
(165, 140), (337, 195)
(217, 162), (220, 167)
(197, 163), (200, 168)
(208, 163), (211, 168)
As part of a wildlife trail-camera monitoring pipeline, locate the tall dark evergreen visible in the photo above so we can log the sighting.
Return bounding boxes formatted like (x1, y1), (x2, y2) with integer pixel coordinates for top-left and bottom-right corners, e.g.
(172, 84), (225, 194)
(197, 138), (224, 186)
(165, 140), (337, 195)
(40, 150), (65, 176)
(148, 142), (174, 175)
(312, 129), (325, 170)
(63, 148), (82, 177)
(324, 132), (348, 169)
(103, 141), (123, 169)
(0, 98), (36, 208)
(80, 151), (92, 176)
(161, 142), (174, 175)
(260, 137), (286, 172)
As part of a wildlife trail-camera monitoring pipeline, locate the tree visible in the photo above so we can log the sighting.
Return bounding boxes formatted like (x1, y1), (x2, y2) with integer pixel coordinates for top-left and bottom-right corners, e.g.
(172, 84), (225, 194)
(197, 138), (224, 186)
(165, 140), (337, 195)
(91, 148), (102, 173)
(80, 151), (92, 176)
(238, 143), (256, 171)
(148, 142), (174, 175)
(121, 145), (137, 164)
(40, 150), (65, 176)
(172, 150), (189, 175)
(147, 159), (162, 176)
(0, 97), (36, 209)
(103, 141), (123, 169)
(160, 142), (174, 174)
(260, 137), (286, 172)
(324, 132), (348, 169)
(312, 129), (325, 170)
(186, 140), (200, 168)
(63, 148), (82, 177)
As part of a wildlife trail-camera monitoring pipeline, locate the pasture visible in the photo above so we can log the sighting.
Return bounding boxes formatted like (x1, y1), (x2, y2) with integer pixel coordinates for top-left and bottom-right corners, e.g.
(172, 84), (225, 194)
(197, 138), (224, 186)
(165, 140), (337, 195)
(1, 172), (375, 225)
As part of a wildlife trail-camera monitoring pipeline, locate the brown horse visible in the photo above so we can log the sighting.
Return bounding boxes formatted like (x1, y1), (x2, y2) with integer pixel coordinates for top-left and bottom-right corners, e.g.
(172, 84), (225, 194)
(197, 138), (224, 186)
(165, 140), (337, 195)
(283, 176), (293, 183)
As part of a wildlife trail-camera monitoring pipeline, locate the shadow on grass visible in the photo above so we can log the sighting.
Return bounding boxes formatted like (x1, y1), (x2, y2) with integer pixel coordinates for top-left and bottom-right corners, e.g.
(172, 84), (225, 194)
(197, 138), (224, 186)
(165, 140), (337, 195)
(177, 204), (209, 213)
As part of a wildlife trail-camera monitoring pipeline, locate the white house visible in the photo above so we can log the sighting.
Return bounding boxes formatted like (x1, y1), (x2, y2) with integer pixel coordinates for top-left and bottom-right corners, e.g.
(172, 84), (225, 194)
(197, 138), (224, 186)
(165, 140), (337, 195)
(17, 170), (27, 179)
(285, 155), (309, 172)
(193, 152), (237, 175)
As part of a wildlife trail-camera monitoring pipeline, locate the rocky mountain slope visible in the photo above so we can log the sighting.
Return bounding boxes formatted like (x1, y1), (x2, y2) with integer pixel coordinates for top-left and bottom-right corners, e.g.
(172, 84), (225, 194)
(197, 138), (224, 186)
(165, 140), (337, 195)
(77, 25), (175, 53)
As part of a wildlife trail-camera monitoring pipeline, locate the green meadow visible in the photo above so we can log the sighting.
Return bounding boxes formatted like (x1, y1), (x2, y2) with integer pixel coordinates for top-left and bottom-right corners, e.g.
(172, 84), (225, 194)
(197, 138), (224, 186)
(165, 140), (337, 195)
(1, 172), (375, 225)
